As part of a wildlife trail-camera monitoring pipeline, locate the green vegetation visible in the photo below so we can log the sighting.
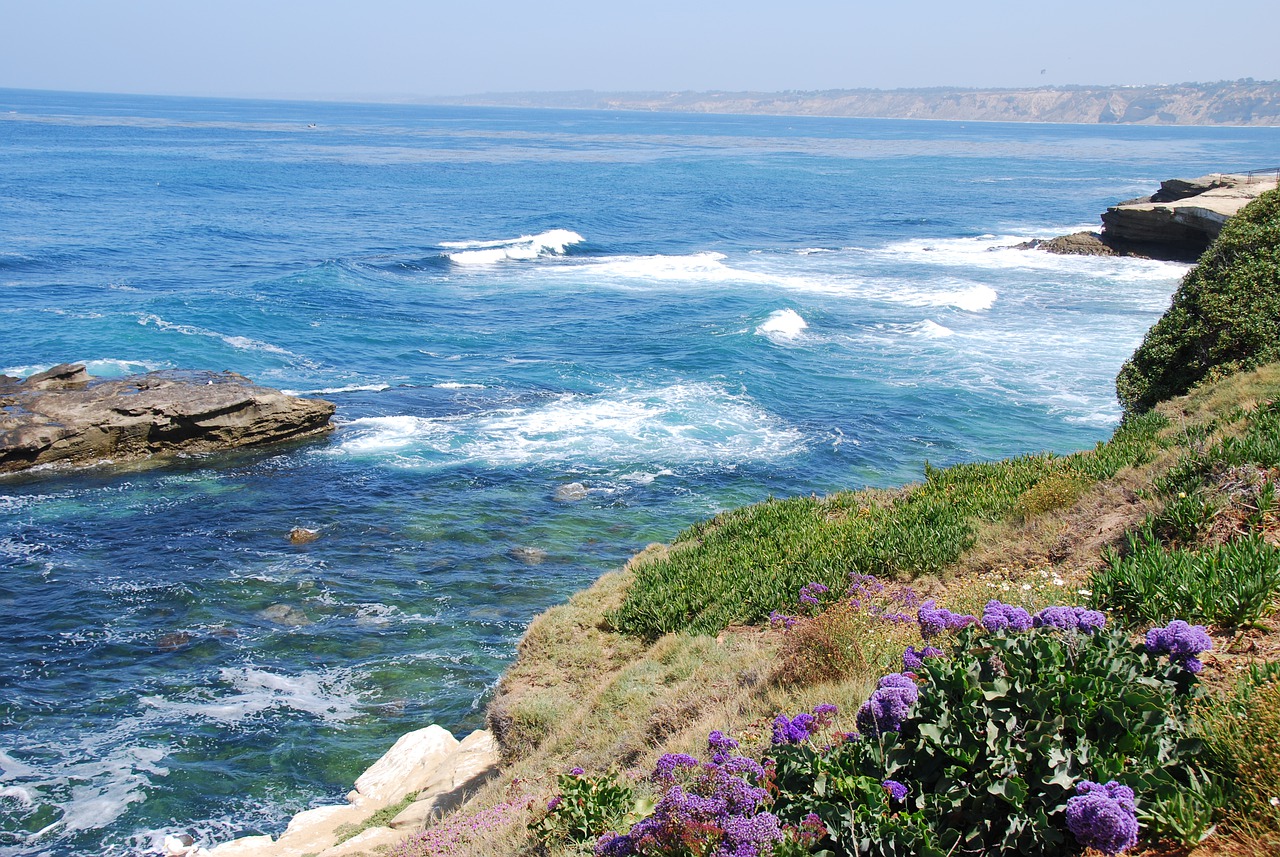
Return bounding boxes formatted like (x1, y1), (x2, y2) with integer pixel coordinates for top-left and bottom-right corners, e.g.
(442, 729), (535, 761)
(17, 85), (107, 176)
(609, 414), (1166, 639)
(772, 625), (1214, 856)
(1117, 187), (1280, 413)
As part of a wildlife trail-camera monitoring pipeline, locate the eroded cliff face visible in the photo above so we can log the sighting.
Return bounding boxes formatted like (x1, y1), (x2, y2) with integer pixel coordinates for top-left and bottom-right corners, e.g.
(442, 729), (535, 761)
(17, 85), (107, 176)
(436, 81), (1280, 126)
(0, 364), (335, 473)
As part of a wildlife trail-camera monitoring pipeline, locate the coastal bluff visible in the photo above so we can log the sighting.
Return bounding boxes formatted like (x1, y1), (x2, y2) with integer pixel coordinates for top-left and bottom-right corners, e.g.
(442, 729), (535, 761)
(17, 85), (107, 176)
(0, 364), (335, 474)
(1023, 172), (1279, 261)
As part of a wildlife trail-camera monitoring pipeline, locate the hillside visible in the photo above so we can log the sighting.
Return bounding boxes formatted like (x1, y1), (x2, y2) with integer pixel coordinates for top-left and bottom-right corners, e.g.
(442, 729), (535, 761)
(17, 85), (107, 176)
(429, 80), (1280, 126)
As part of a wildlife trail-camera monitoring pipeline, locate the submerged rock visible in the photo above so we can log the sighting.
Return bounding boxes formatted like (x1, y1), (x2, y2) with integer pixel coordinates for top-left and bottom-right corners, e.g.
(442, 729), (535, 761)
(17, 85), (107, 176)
(553, 481), (589, 502)
(0, 365), (335, 475)
(258, 604), (310, 627)
(509, 546), (548, 565)
(288, 527), (321, 545)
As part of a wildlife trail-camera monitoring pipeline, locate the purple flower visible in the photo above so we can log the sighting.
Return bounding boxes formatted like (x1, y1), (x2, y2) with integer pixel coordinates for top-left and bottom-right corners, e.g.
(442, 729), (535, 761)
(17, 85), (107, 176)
(812, 703), (838, 724)
(595, 830), (634, 856)
(771, 712), (817, 745)
(1033, 605), (1107, 634)
(1145, 620), (1213, 672)
(652, 753), (700, 781)
(768, 610), (797, 630)
(855, 673), (919, 735)
(708, 730), (739, 759)
(570, 766), (585, 776)
(917, 600), (976, 638)
(902, 645), (945, 671)
(882, 779), (908, 802)
(798, 581), (829, 608)
(547, 795), (563, 811)
(982, 600), (1033, 633)
(1065, 780), (1139, 855)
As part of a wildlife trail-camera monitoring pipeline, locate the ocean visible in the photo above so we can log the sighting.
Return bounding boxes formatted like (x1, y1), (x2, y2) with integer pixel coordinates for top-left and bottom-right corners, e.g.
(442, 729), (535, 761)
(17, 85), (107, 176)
(0, 88), (1275, 856)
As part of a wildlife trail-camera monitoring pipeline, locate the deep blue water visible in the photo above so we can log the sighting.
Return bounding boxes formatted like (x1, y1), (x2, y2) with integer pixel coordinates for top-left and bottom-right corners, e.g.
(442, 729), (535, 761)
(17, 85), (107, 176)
(1, 88), (1276, 855)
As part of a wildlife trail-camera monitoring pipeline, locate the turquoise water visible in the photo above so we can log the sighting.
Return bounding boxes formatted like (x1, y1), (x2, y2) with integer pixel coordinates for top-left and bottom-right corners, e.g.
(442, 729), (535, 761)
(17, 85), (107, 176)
(1, 89), (1276, 855)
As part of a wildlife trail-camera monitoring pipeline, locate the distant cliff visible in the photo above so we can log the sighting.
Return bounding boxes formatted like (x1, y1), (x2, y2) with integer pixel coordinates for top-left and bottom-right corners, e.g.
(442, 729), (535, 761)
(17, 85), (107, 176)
(430, 80), (1280, 126)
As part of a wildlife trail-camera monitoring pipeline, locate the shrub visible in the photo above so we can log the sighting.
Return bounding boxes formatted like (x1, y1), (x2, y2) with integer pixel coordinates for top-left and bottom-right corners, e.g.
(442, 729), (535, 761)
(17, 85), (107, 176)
(1091, 530), (1280, 628)
(532, 769), (636, 848)
(1117, 187), (1280, 413)
(1197, 665), (1280, 836)
(770, 621), (1216, 856)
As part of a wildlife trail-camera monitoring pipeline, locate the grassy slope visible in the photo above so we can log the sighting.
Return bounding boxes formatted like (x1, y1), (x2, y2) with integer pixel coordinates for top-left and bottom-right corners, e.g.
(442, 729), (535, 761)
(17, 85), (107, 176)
(379, 363), (1280, 857)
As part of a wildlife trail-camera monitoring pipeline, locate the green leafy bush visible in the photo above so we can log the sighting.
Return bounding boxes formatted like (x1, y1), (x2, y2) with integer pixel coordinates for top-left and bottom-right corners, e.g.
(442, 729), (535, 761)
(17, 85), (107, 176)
(770, 624), (1215, 856)
(531, 770), (638, 848)
(1117, 188), (1280, 413)
(1091, 530), (1280, 628)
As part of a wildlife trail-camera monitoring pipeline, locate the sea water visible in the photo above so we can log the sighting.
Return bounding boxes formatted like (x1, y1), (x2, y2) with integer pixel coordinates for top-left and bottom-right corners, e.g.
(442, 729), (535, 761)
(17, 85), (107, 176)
(0, 89), (1276, 855)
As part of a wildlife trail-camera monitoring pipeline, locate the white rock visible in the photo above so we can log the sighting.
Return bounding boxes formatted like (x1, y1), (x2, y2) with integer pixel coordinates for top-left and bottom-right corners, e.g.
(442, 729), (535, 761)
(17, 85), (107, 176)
(317, 826), (404, 856)
(206, 834), (275, 857)
(353, 724), (459, 804)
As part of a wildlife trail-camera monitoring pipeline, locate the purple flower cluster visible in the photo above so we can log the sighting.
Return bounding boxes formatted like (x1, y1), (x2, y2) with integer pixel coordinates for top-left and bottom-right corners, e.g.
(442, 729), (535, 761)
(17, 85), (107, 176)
(855, 673), (919, 735)
(981, 600), (1033, 633)
(1033, 605), (1107, 634)
(652, 753), (700, 781)
(1144, 620), (1213, 673)
(707, 730), (740, 763)
(798, 581), (829, 608)
(917, 600), (976, 639)
(768, 610), (797, 631)
(882, 779), (908, 802)
(771, 704), (837, 746)
(902, 645), (945, 671)
(598, 739), (782, 857)
(1064, 780), (1139, 855)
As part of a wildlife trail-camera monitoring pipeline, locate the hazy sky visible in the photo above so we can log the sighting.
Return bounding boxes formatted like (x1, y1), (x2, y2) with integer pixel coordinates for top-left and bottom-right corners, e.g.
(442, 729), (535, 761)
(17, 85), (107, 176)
(2, 0), (1278, 100)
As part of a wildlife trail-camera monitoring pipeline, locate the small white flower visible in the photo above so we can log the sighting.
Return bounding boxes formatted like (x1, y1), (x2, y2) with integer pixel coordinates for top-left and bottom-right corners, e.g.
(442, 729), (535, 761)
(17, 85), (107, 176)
(1271, 796), (1280, 807)
(1000, 582), (1010, 591)
(1022, 584), (1032, 591)
(1051, 577), (1064, 586)
(1078, 588), (1092, 596)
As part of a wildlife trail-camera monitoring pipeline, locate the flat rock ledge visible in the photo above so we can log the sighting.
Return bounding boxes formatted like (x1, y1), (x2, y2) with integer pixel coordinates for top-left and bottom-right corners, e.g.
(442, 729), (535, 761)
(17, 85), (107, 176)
(0, 364), (335, 474)
(1020, 172), (1279, 261)
(164, 726), (500, 857)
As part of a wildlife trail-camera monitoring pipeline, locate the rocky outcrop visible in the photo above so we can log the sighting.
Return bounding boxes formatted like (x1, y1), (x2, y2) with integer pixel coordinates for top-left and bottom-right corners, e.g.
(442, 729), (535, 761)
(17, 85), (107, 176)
(165, 726), (501, 857)
(1024, 173), (1279, 262)
(1099, 173), (1279, 260)
(0, 365), (335, 474)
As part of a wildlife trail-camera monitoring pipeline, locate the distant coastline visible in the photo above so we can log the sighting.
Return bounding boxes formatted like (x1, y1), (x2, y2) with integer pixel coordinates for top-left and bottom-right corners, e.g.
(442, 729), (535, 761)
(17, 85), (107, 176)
(422, 79), (1280, 126)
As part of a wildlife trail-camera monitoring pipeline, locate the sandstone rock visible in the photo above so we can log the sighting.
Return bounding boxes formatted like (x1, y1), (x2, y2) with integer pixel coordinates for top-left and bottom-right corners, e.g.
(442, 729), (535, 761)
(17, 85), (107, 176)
(1016, 232), (1119, 257)
(0, 366), (335, 474)
(389, 729), (500, 830)
(316, 826), (404, 856)
(207, 834), (274, 856)
(1100, 173), (1279, 260)
(288, 527), (320, 545)
(271, 803), (368, 855)
(553, 481), (589, 502)
(508, 546), (548, 565)
(353, 724), (459, 805)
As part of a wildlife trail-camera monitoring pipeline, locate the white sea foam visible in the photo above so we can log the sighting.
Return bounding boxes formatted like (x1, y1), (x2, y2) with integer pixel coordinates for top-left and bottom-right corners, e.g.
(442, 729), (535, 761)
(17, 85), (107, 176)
(330, 382), (806, 468)
(0, 784), (35, 806)
(3, 358), (161, 379)
(433, 381), (486, 389)
(141, 666), (361, 725)
(905, 320), (955, 338)
(138, 314), (295, 357)
(280, 383), (390, 396)
(755, 308), (809, 343)
(892, 282), (998, 312)
(442, 228), (583, 265)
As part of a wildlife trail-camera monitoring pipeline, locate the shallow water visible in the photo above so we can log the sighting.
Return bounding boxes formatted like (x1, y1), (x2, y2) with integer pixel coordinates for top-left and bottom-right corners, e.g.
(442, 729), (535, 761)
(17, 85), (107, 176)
(1, 89), (1276, 855)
